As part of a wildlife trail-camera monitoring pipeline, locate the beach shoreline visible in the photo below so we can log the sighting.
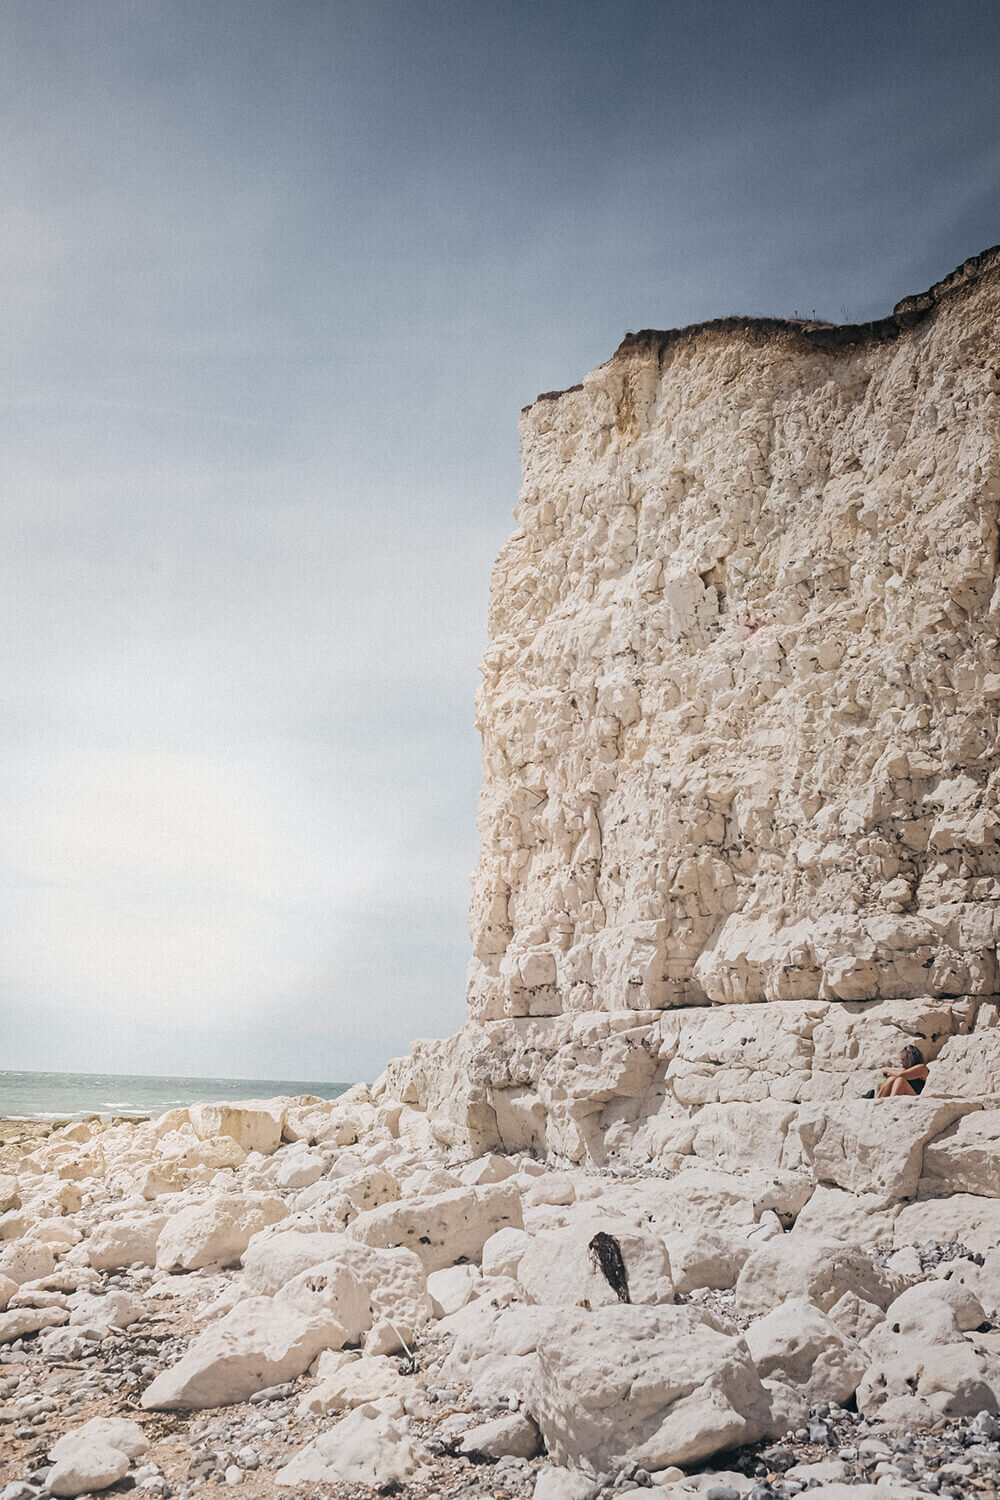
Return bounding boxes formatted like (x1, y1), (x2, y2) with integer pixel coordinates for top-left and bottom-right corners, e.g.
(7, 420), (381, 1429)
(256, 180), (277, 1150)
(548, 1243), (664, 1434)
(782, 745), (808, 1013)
(0, 1069), (351, 1131)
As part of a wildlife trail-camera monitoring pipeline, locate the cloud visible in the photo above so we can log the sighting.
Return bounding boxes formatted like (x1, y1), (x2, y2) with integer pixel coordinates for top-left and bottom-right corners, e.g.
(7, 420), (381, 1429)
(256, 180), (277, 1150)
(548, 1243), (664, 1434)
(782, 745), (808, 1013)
(1, 0), (997, 1080)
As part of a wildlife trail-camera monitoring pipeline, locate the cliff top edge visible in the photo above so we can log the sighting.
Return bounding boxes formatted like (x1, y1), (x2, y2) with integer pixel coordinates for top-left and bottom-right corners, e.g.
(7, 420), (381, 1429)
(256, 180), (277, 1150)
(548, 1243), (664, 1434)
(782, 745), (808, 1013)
(523, 243), (1000, 413)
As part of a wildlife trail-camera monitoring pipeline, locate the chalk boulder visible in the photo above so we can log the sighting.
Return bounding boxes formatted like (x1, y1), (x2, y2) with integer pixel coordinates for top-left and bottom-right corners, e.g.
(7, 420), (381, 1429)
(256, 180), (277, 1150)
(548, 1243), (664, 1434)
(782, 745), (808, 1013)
(155, 1193), (287, 1272)
(188, 1101), (283, 1155)
(275, 1401), (429, 1488)
(87, 1214), (165, 1271)
(744, 1298), (867, 1405)
(141, 1296), (344, 1409)
(526, 1304), (769, 1471)
(349, 1182), (523, 1272)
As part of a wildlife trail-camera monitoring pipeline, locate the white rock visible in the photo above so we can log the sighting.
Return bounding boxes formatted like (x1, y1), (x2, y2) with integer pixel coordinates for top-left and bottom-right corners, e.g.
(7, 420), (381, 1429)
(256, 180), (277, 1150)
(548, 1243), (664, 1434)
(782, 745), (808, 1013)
(761, 1376), (809, 1436)
(68, 1290), (144, 1333)
(516, 1220), (673, 1307)
(532, 1471), (597, 1500)
(427, 1262), (479, 1317)
(300, 1165), (401, 1227)
(526, 1303), (769, 1470)
(47, 1441), (130, 1497)
(744, 1298), (867, 1404)
(443, 1301), (563, 1405)
(50, 1417), (149, 1461)
(0, 1238), (56, 1285)
(921, 1109), (1000, 1196)
(274, 1238), (432, 1342)
(270, 1149), (326, 1191)
(0, 1174), (20, 1213)
(0, 1272), (18, 1310)
(33, 1220), (81, 1248)
(170, 1135), (247, 1171)
(459, 1411), (541, 1458)
(140, 1296), (344, 1409)
(275, 1401), (429, 1488)
(86, 1214), (165, 1271)
(856, 1336), (1000, 1419)
(946, 1245), (1000, 1321)
(786, 1461), (850, 1485)
(894, 1193), (1000, 1253)
(783, 1489), (924, 1500)
(735, 1236), (893, 1317)
(363, 1316), (412, 1356)
(155, 1194), (287, 1271)
(298, 1354), (416, 1414)
(241, 1229), (347, 1295)
(796, 1100), (971, 1203)
(826, 1291), (885, 1342)
(38, 1325), (99, 1360)
(925, 1032), (1000, 1099)
(662, 1228), (751, 1294)
(0, 1305), (68, 1342)
(525, 1173), (577, 1207)
(458, 1154), (517, 1186)
(188, 1102), (282, 1155)
(791, 1185), (898, 1245)
(882, 1280), (986, 1337)
(482, 1226), (532, 1279)
(349, 1181), (523, 1271)
(135, 1163), (182, 1199)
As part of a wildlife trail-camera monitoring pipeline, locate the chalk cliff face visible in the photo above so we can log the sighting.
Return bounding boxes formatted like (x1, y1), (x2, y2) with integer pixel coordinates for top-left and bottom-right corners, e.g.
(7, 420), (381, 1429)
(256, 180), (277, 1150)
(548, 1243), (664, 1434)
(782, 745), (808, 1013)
(469, 249), (1000, 1024)
(384, 249), (1000, 1166)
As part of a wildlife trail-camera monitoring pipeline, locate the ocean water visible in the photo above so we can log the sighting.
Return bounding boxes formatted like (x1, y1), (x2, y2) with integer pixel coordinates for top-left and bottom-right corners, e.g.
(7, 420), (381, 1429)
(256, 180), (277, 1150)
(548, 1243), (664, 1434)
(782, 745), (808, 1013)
(0, 1069), (352, 1122)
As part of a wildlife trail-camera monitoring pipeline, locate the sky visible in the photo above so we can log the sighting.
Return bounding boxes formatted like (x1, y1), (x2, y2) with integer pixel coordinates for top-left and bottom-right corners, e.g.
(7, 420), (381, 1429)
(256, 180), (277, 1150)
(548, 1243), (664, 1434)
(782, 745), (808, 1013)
(2, 1), (999, 1084)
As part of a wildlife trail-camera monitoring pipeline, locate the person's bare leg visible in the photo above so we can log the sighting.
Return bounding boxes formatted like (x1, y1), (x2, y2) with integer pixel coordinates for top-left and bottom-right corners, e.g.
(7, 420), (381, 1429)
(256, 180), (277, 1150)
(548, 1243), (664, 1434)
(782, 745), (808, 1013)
(888, 1077), (916, 1096)
(876, 1079), (893, 1097)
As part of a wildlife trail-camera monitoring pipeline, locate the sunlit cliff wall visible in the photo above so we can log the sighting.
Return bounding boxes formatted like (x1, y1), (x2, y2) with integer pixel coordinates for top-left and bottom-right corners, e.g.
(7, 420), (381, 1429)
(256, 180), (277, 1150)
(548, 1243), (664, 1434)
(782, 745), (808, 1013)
(467, 249), (1000, 1026)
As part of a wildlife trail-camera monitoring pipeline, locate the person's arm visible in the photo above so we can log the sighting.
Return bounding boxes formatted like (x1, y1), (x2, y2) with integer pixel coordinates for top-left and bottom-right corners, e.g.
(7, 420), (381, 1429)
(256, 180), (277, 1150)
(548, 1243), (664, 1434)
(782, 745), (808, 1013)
(897, 1063), (928, 1080)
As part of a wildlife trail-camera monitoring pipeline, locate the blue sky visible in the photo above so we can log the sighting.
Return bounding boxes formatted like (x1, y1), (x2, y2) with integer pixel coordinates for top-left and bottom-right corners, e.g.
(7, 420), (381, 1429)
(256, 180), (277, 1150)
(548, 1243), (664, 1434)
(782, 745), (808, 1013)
(2, 1), (998, 1082)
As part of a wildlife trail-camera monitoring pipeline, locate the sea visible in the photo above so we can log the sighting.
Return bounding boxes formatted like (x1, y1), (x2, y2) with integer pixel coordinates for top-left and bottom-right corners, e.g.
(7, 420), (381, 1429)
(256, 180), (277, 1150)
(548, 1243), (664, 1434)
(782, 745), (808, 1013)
(0, 1069), (352, 1123)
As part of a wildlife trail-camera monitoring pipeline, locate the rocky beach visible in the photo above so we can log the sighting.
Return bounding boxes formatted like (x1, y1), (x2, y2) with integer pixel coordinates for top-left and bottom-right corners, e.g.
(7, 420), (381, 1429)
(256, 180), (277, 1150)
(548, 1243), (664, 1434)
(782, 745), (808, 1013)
(3, 245), (1000, 1500)
(3, 1093), (1000, 1500)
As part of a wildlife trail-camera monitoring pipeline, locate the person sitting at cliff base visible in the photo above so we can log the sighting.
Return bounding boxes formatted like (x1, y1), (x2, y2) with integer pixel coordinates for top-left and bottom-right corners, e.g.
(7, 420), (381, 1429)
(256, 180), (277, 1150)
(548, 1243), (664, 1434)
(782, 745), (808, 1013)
(863, 1043), (928, 1098)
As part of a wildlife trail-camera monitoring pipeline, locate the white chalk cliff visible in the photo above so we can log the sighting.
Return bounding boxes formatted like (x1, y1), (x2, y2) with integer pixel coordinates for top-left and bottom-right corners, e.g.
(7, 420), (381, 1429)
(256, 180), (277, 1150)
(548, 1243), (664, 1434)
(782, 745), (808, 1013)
(389, 246), (1000, 1169)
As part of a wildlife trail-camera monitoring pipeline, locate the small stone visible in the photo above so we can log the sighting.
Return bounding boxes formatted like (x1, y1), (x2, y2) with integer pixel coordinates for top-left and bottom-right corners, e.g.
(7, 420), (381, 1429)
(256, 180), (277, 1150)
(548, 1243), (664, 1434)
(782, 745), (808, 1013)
(248, 1384), (290, 1403)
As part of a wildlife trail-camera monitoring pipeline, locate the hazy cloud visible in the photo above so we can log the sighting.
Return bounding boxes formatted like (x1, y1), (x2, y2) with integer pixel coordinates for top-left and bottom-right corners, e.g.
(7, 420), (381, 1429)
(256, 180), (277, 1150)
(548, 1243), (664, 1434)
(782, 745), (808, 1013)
(2, 0), (998, 1079)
